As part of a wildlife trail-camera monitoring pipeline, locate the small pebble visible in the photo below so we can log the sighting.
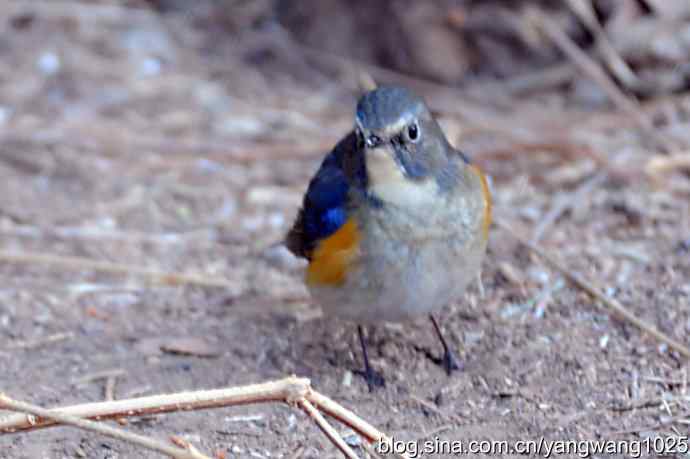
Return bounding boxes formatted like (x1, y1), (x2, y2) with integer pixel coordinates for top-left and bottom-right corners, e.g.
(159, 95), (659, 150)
(0, 106), (11, 126)
(216, 116), (264, 136)
(498, 262), (523, 285)
(341, 370), (353, 387)
(464, 331), (483, 346)
(343, 432), (361, 447)
(527, 266), (550, 285)
(242, 215), (264, 231)
(268, 212), (284, 228)
(599, 334), (609, 349)
(37, 51), (60, 75)
(434, 391), (445, 407)
(140, 56), (161, 76)
(196, 158), (224, 174)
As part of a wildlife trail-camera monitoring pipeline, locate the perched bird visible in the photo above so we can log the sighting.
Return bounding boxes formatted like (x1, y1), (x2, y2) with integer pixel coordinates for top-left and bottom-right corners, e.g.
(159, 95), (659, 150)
(286, 86), (491, 390)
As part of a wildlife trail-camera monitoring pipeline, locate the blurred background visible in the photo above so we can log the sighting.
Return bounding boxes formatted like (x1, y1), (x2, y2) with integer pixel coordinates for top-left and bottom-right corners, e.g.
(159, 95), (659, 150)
(1, 1), (689, 457)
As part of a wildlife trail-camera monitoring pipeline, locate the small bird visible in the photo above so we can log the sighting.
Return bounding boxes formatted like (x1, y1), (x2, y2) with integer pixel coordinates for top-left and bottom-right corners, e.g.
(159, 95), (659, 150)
(286, 86), (491, 390)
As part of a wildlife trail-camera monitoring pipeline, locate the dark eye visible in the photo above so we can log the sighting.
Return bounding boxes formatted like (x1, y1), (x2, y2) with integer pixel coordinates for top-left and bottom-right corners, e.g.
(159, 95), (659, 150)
(407, 122), (419, 142)
(366, 134), (382, 148)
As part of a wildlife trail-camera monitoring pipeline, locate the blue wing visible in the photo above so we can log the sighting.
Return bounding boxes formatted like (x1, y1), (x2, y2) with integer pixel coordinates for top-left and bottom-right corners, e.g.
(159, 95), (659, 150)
(286, 132), (359, 259)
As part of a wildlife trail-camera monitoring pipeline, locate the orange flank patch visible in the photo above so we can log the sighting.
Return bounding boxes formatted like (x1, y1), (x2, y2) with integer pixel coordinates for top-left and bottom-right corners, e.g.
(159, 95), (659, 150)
(306, 217), (361, 287)
(470, 165), (492, 240)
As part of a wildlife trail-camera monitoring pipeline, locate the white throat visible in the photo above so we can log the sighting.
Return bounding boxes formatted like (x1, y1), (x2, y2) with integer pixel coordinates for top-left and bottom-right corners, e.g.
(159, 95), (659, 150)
(366, 147), (438, 208)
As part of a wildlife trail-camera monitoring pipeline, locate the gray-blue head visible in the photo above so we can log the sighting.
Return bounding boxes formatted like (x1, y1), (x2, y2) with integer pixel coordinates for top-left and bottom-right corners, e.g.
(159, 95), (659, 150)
(352, 86), (455, 198)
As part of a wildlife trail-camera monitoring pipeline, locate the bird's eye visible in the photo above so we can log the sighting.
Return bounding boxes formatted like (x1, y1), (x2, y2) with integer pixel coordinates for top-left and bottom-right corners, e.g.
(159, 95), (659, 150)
(366, 134), (382, 148)
(406, 122), (420, 142)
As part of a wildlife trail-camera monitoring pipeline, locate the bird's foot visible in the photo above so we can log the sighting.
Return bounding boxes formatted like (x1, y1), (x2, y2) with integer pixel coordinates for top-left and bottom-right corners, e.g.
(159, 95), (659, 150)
(355, 366), (386, 392)
(440, 348), (463, 376)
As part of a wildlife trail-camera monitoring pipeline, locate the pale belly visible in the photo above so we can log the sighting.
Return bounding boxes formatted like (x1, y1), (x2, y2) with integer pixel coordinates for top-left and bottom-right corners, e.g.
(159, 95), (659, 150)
(307, 235), (485, 323)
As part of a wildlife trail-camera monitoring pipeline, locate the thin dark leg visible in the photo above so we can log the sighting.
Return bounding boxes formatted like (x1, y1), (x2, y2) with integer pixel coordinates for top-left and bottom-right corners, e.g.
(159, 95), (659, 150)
(355, 325), (385, 391)
(429, 314), (462, 375)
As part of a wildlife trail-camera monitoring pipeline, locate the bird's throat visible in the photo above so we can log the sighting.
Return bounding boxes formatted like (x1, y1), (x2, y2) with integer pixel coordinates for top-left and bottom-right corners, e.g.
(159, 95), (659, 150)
(366, 148), (439, 208)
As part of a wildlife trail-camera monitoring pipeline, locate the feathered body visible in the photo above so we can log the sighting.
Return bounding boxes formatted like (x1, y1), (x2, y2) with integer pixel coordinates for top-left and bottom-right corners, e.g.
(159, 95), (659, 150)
(287, 87), (490, 323)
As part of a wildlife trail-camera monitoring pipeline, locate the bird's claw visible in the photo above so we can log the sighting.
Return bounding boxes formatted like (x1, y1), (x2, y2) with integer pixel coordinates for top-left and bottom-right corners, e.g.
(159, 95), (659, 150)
(355, 367), (386, 392)
(441, 349), (463, 376)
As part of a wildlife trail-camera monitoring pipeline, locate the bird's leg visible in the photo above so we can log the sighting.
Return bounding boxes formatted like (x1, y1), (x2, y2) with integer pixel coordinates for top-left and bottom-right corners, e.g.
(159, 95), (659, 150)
(430, 314), (462, 375)
(355, 325), (385, 391)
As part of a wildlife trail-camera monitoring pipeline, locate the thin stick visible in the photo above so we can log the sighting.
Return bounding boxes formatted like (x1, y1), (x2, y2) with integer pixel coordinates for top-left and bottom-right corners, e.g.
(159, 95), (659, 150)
(565, 0), (639, 89)
(0, 377), (410, 458)
(0, 377), (310, 433)
(0, 393), (210, 459)
(298, 399), (358, 459)
(3, 332), (74, 351)
(105, 376), (117, 401)
(495, 218), (690, 358)
(0, 251), (235, 289)
(610, 394), (690, 412)
(72, 369), (127, 385)
(646, 153), (690, 178)
(531, 172), (607, 243)
(603, 410), (690, 436)
(526, 7), (673, 153)
(288, 445), (305, 459)
(307, 391), (410, 459)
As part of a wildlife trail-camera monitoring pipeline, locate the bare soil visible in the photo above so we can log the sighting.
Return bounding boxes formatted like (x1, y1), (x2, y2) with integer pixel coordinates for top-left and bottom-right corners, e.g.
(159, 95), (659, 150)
(0, 2), (689, 458)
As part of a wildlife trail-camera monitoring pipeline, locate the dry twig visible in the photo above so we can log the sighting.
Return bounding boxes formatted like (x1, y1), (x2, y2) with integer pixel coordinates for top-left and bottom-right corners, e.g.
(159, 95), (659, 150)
(565, 0), (639, 88)
(495, 218), (690, 359)
(0, 377), (411, 459)
(526, 7), (674, 153)
(0, 377), (310, 433)
(531, 172), (607, 243)
(298, 398), (358, 459)
(0, 393), (211, 459)
(2, 332), (74, 351)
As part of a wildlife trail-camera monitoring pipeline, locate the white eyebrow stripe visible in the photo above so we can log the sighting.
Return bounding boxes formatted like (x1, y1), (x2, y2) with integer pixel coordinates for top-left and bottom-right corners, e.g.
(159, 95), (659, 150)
(380, 116), (412, 136)
(356, 114), (415, 138)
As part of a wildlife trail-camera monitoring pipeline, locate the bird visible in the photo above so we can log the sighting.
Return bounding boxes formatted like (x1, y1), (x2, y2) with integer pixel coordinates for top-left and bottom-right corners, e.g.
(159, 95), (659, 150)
(286, 86), (491, 391)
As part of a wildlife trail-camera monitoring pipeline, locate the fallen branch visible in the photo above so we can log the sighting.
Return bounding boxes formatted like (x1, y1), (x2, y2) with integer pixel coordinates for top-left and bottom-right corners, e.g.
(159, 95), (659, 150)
(0, 377), (309, 433)
(495, 218), (690, 359)
(0, 393), (211, 459)
(0, 376), (411, 459)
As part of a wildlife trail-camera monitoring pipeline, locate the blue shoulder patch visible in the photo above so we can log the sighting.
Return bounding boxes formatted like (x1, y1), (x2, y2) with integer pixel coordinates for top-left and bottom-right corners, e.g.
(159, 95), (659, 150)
(286, 131), (364, 259)
(302, 151), (349, 243)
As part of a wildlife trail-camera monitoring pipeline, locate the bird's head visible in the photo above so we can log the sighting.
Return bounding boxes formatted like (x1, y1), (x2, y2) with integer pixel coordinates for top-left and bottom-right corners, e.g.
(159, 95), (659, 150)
(353, 86), (458, 207)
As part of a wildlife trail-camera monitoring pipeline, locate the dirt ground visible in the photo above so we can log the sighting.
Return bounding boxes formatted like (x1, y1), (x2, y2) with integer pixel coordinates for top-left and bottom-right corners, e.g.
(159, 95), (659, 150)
(1, 1), (689, 458)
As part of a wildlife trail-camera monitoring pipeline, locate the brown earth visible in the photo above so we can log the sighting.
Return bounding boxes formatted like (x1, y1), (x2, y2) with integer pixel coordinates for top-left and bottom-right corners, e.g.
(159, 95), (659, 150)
(0, 2), (689, 458)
